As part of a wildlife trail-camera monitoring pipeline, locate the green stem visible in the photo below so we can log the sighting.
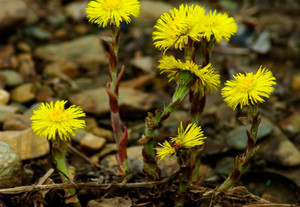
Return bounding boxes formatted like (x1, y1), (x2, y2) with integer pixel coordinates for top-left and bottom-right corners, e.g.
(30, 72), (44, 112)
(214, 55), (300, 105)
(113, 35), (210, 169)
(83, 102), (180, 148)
(142, 72), (193, 180)
(217, 104), (261, 192)
(52, 139), (81, 207)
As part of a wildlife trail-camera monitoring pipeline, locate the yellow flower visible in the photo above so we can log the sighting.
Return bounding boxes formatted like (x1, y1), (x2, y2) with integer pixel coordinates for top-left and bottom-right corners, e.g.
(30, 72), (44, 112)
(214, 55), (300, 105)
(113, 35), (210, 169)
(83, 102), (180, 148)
(31, 100), (86, 141)
(86, 0), (140, 28)
(202, 10), (238, 42)
(158, 55), (220, 93)
(221, 66), (276, 110)
(156, 141), (176, 160)
(153, 4), (206, 51)
(156, 122), (206, 160)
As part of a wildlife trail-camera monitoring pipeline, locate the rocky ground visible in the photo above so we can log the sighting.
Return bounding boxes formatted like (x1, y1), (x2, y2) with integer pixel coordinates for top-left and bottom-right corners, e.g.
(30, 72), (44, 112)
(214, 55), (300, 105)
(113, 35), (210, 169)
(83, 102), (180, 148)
(0, 0), (299, 206)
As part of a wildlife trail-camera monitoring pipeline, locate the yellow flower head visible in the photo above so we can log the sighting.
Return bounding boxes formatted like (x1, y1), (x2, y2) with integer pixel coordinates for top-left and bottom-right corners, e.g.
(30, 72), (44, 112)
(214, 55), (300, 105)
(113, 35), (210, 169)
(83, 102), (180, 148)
(30, 100), (86, 141)
(156, 122), (206, 160)
(86, 0), (140, 28)
(158, 55), (220, 93)
(153, 4), (206, 51)
(221, 66), (276, 110)
(202, 10), (238, 42)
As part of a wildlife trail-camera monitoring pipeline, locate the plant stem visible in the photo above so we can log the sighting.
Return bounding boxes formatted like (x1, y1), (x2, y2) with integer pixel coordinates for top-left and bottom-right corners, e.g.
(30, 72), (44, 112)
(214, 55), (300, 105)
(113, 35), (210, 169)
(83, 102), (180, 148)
(52, 139), (81, 207)
(217, 105), (261, 192)
(141, 72), (193, 180)
(106, 25), (128, 175)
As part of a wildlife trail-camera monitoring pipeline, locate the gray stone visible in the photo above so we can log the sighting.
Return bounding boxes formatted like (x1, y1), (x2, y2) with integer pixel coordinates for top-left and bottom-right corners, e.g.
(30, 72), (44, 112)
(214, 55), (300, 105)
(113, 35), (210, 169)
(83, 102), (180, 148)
(0, 70), (23, 87)
(259, 126), (300, 167)
(251, 30), (271, 54)
(44, 60), (78, 78)
(3, 114), (31, 130)
(11, 83), (35, 103)
(65, 1), (88, 21)
(34, 35), (107, 70)
(69, 87), (156, 115)
(131, 56), (154, 74)
(0, 0), (27, 30)
(0, 105), (19, 122)
(0, 141), (22, 188)
(226, 119), (274, 150)
(23, 26), (51, 40)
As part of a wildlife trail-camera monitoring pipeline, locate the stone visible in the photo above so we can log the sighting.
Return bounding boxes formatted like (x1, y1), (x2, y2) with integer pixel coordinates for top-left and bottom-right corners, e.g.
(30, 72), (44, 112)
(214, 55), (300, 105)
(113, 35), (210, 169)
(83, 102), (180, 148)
(34, 35), (107, 70)
(226, 118), (274, 150)
(279, 112), (300, 135)
(130, 56), (154, 74)
(215, 157), (235, 176)
(80, 133), (106, 151)
(291, 73), (300, 93)
(23, 26), (51, 40)
(65, 1), (88, 21)
(0, 128), (50, 160)
(3, 114), (31, 130)
(0, 0), (27, 30)
(0, 70), (23, 87)
(0, 89), (9, 105)
(0, 105), (19, 122)
(258, 126), (300, 167)
(87, 197), (131, 207)
(11, 83), (35, 103)
(69, 87), (156, 115)
(138, 1), (173, 25)
(0, 141), (22, 188)
(23, 102), (41, 116)
(158, 155), (179, 178)
(44, 60), (78, 78)
(17, 54), (36, 82)
(251, 30), (271, 54)
(0, 45), (18, 69)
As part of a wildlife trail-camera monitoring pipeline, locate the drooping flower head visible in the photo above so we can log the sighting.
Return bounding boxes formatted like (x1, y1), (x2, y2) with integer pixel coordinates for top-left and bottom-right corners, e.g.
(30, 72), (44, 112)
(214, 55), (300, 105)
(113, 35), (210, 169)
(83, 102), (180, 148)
(158, 55), (220, 93)
(153, 4), (206, 51)
(202, 10), (238, 42)
(221, 66), (276, 110)
(31, 100), (86, 141)
(86, 0), (140, 28)
(156, 122), (206, 160)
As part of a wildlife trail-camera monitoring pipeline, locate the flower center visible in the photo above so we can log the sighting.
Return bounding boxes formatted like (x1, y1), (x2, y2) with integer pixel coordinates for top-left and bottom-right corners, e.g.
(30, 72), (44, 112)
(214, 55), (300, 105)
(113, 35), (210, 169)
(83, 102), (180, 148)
(104, 0), (122, 10)
(48, 109), (68, 122)
(236, 75), (255, 92)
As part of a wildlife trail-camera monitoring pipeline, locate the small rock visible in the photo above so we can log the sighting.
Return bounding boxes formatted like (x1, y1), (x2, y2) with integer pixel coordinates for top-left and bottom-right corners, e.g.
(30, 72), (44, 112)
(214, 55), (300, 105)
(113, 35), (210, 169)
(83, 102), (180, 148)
(0, 128), (50, 160)
(92, 127), (114, 142)
(16, 42), (31, 53)
(251, 30), (271, 54)
(73, 24), (89, 35)
(226, 118), (274, 150)
(215, 157), (235, 176)
(87, 197), (132, 207)
(70, 87), (156, 115)
(138, 1), (173, 25)
(72, 129), (88, 143)
(279, 112), (300, 135)
(90, 143), (117, 163)
(0, 141), (22, 188)
(23, 26), (51, 40)
(23, 102), (41, 116)
(17, 54), (36, 82)
(44, 60), (78, 78)
(3, 114), (31, 130)
(80, 133), (106, 151)
(11, 83), (35, 103)
(34, 35), (107, 70)
(0, 89), (9, 105)
(35, 85), (54, 102)
(131, 56), (154, 74)
(259, 126), (300, 167)
(291, 74), (300, 92)
(0, 105), (19, 123)
(0, 0), (27, 30)
(65, 1), (87, 21)
(158, 155), (179, 177)
(0, 70), (23, 87)
(0, 45), (18, 69)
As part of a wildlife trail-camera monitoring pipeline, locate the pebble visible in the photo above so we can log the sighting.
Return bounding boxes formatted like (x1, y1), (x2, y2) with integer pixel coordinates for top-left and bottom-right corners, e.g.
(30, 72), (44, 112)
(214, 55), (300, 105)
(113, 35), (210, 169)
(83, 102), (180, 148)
(44, 60), (78, 78)
(0, 89), (9, 105)
(291, 74), (300, 92)
(0, 105), (19, 123)
(0, 0), (27, 30)
(87, 197), (131, 207)
(130, 56), (154, 74)
(259, 126), (300, 167)
(11, 83), (35, 103)
(279, 112), (300, 135)
(0, 141), (22, 188)
(17, 54), (36, 82)
(251, 30), (272, 54)
(0, 128), (50, 160)
(80, 133), (106, 151)
(65, 1), (88, 21)
(3, 114), (31, 130)
(0, 70), (23, 87)
(0, 45), (18, 69)
(34, 35), (107, 70)
(69, 87), (156, 115)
